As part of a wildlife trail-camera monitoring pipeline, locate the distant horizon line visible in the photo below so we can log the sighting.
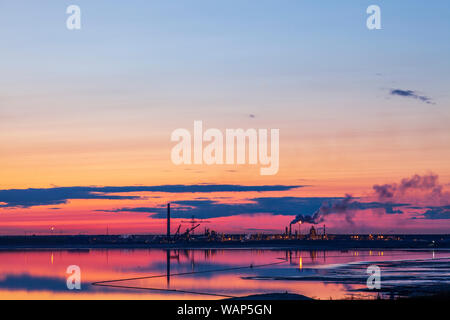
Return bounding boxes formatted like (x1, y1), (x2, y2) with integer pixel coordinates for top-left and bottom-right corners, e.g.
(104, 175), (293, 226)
(1, 233), (449, 237)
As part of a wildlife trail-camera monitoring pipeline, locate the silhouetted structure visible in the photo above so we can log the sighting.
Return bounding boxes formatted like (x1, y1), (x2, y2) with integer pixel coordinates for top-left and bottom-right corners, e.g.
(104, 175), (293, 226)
(309, 226), (318, 240)
(167, 203), (171, 240)
(166, 249), (170, 286)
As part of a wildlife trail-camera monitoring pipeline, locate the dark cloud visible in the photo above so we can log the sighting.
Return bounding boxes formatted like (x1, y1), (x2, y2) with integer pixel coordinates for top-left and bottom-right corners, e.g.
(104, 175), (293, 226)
(384, 206), (404, 214)
(102, 197), (339, 219)
(422, 206), (450, 220)
(390, 89), (434, 104)
(0, 187), (139, 208)
(0, 185), (301, 208)
(102, 197), (407, 220)
(350, 202), (406, 214)
(373, 184), (395, 199)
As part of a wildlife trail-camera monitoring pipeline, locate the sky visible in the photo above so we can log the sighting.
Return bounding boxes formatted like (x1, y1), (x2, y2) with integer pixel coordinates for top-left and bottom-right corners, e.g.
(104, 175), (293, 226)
(1, 0), (450, 235)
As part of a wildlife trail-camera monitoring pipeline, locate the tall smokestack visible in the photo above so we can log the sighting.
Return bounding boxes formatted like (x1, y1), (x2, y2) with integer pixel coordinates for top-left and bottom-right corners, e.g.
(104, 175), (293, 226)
(289, 224), (292, 237)
(167, 203), (171, 239)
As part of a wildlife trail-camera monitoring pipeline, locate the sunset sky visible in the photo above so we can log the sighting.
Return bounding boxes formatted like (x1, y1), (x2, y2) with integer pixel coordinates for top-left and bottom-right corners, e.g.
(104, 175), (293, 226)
(1, 0), (450, 235)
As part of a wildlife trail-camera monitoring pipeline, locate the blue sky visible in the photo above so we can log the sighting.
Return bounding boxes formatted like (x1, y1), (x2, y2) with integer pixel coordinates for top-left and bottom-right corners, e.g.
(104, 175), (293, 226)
(2, 0), (450, 94)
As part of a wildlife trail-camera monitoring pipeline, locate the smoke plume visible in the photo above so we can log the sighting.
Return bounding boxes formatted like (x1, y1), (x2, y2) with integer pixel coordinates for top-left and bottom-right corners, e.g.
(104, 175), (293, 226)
(290, 194), (354, 225)
(291, 173), (447, 227)
(373, 173), (443, 200)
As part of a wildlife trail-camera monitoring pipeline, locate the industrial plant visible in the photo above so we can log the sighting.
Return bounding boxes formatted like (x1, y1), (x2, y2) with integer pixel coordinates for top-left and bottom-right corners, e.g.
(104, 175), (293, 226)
(0, 203), (448, 249)
(136, 203), (447, 247)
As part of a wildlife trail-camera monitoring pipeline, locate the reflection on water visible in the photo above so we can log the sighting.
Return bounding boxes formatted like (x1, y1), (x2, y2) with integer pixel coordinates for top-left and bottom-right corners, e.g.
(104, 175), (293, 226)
(0, 248), (449, 300)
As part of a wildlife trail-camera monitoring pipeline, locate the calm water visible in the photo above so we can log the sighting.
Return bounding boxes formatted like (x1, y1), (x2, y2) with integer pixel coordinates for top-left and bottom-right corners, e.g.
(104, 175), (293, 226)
(0, 248), (449, 299)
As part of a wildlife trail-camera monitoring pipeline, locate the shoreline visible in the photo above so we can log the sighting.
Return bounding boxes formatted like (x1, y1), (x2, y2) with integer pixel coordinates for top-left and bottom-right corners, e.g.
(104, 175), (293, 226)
(1, 242), (450, 251)
(1, 234), (449, 250)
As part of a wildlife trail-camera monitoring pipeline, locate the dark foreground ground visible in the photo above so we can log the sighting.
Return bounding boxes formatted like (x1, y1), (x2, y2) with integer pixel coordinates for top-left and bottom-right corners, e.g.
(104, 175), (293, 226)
(230, 291), (450, 300)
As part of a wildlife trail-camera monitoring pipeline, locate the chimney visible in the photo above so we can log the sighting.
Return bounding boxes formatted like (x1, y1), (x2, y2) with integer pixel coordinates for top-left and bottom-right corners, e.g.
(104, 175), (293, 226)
(167, 203), (171, 239)
(289, 224), (292, 237)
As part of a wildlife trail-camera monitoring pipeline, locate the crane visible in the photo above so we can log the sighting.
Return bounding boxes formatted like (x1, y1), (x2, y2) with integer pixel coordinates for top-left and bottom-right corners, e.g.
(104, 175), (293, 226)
(180, 216), (210, 235)
(184, 224), (200, 235)
(173, 224), (182, 241)
(182, 224), (200, 239)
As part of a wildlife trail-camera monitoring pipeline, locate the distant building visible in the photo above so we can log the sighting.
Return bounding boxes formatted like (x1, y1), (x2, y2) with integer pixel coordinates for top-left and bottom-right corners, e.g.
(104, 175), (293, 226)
(309, 226), (318, 240)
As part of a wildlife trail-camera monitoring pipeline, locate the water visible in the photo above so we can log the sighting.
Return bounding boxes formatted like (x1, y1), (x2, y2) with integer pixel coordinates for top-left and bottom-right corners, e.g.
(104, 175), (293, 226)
(0, 248), (449, 299)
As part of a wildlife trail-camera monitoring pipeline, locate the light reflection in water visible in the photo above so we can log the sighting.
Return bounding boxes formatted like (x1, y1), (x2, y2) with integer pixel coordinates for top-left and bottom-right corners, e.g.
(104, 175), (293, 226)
(0, 249), (448, 300)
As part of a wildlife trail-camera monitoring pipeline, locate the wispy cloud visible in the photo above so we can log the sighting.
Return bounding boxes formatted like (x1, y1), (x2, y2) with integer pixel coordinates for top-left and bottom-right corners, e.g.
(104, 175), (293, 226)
(389, 89), (435, 104)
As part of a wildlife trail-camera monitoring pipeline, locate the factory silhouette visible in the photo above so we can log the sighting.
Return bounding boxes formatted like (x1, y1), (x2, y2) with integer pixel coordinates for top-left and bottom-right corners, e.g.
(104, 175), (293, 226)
(1, 202), (449, 249)
(147, 203), (449, 248)
(165, 203), (328, 242)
